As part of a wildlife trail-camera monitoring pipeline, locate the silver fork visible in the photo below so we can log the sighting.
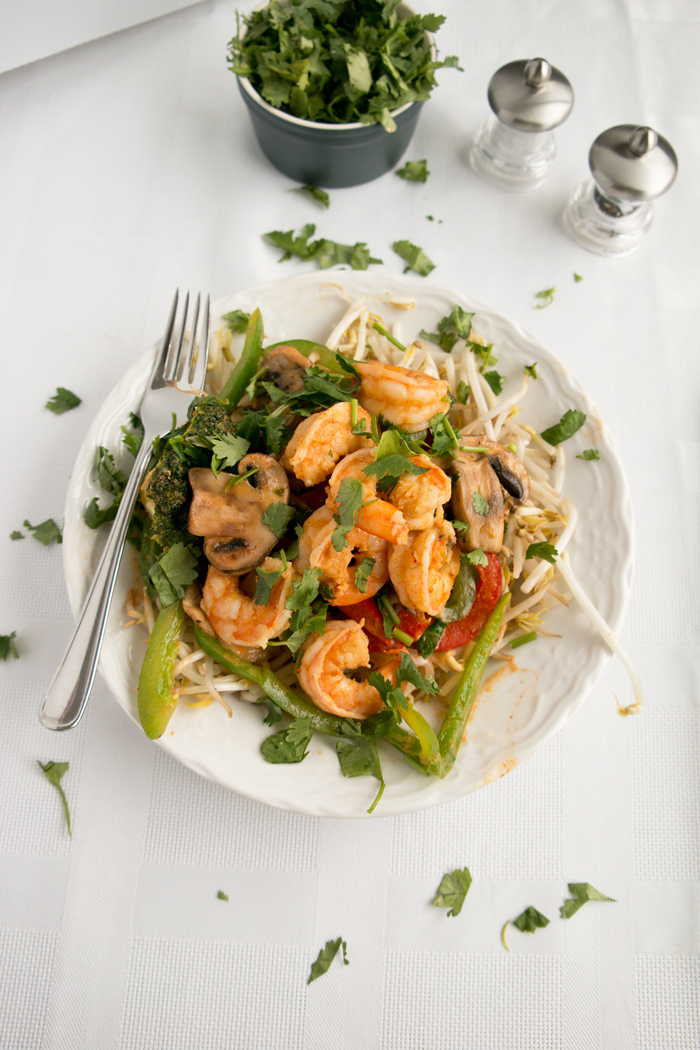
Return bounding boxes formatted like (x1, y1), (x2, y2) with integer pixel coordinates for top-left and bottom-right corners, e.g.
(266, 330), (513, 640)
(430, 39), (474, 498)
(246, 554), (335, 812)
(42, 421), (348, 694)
(39, 290), (211, 731)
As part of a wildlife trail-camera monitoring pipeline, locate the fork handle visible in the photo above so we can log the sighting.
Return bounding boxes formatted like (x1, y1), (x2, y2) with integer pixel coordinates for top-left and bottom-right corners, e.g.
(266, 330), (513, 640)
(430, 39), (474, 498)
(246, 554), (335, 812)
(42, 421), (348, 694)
(39, 438), (154, 731)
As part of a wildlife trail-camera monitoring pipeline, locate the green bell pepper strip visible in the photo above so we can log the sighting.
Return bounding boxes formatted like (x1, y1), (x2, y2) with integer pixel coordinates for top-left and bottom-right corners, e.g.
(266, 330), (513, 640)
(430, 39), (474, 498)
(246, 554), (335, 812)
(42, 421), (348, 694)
(264, 338), (347, 375)
(138, 600), (185, 739)
(193, 625), (426, 768)
(436, 592), (510, 778)
(219, 307), (264, 408)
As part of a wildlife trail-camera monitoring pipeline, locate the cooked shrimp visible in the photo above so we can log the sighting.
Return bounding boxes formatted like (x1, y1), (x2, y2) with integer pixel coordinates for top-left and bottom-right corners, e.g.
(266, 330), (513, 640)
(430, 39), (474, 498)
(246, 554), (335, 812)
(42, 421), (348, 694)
(327, 448), (408, 545)
(388, 454), (452, 530)
(280, 401), (373, 486)
(388, 519), (460, 617)
(298, 619), (388, 718)
(356, 360), (450, 433)
(296, 505), (389, 605)
(201, 557), (295, 648)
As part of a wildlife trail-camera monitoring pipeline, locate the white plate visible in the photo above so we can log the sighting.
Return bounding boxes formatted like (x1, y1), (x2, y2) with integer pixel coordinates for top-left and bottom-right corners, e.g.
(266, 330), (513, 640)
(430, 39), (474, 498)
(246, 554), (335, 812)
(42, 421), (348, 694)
(63, 272), (633, 817)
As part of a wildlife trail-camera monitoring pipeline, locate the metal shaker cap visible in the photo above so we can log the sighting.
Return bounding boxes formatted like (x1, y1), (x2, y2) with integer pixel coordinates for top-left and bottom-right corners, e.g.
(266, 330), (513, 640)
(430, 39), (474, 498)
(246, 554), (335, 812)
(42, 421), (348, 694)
(487, 58), (574, 132)
(589, 125), (678, 202)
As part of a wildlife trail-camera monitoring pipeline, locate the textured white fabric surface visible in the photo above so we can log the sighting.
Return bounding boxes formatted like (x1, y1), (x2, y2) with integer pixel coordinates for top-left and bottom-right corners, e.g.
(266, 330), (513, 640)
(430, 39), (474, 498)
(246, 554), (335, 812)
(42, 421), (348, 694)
(0, 1), (698, 1047)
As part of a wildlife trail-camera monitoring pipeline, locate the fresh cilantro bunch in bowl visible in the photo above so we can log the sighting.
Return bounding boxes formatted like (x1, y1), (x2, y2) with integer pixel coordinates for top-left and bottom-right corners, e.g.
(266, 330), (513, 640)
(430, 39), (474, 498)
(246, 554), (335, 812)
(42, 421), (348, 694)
(229, 0), (460, 187)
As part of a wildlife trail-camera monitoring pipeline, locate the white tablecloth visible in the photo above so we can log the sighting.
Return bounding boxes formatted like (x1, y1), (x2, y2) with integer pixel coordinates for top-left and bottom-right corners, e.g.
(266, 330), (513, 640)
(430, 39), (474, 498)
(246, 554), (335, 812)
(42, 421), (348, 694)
(1, 1), (698, 1047)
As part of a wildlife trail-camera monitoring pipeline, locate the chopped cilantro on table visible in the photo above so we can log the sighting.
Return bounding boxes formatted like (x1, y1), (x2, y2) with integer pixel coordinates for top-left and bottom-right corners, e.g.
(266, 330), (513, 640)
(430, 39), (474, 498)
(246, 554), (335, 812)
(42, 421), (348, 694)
(38, 760), (71, 836)
(23, 518), (62, 546)
(0, 632), (19, 661)
(223, 308), (251, 333)
(10, 530), (23, 540)
(525, 541), (558, 564)
(307, 937), (349, 984)
(295, 184), (330, 208)
(420, 305), (474, 352)
(217, 890), (229, 901)
(574, 272), (583, 283)
(260, 717), (314, 764)
(534, 287), (555, 309)
(45, 387), (81, 414)
(432, 866), (472, 917)
(540, 409), (586, 446)
(265, 224), (382, 270)
(392, 239), (435, 276)
(501, 905), (550, 950)
(560, 882), (615, 919)
(577, 448), (601, 461)
(396, 159), (429, 182)
(229, 1), (460, 132)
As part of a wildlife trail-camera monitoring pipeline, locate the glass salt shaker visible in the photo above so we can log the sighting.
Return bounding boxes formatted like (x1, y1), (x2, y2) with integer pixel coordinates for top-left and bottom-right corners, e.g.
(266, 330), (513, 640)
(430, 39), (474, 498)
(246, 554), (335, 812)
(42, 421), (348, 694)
(563, 125), (678, 256)
(469, 58), (574, 191)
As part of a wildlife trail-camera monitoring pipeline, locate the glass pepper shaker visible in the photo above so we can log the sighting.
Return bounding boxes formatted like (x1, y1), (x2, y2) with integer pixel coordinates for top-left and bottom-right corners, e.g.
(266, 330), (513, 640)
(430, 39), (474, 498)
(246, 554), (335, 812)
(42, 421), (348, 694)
(469, 58), (574, 191)
(563, 125), (678, 256)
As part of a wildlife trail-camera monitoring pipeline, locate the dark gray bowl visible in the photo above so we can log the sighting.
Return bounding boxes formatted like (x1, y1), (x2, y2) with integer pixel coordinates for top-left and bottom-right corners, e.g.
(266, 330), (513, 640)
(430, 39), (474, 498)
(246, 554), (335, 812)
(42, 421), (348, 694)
(237, 76), (424, 188)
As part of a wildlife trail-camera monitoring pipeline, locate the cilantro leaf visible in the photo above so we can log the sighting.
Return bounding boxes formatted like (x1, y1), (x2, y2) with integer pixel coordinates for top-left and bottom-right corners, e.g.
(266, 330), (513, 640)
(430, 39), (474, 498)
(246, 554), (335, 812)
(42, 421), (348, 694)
(307, 937), (349, 984)
(45, 387), (81, 414)
(452, 520), (469, 535)
(148, 542), (199, 607)
(210, 434), (250, 473)
(336, 734), (385, 813)
(282, 568), (327, 653)
(96, 447), (127, 497)
(432, 867), (472, 917)
(396, 651), (439, 696)
(223, 309), (251, 333)
(121, 412), (144, 456)
(254, 564), (284, 606)
(363, 430), (429, 486)
(262, 502), (295, 539)
(416, 619), (445, 657)
(331, 477), (364, 551)
(466, 548), (488, 567)
(512, 905), (550, 933)
(10, 530), (23, 540)
(217, 890), (229, 901)
(457, 380), (470, 403)
(354, 556), (376, 594)
(524, 363), (538, 379)
(483, 370), (505, 396)
(429, 412), (458, 456)
(560, 882), (615, 919)
(471, 492), (489, 516)
(296, 184), (330, 208)
(396, 159), (429, 182)
(540, 409), (587, 446)
(38, 760), (71, 836)
(265, 226), (382, 270)
(0, 632), (19, 661)
(23, 518), (62, 546)
(525, 541), (558, 564)
(466, 340), (497, 367)
(261, 718), (313, 764)
(421, 305), (474, 352)
(392, 239), (435, 276)
(534, 287), (555, 309)
(574, 273), (583, 283)
(577, 449), (601, 461)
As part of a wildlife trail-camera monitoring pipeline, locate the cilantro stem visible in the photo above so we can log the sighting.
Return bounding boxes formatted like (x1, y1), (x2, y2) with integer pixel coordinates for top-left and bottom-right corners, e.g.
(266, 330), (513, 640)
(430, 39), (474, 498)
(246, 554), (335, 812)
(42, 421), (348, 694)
(500, 921), (511, 952)
(372, 322), (406, 352)
(379, 595), (400, 627)
(392, 628), (414, 645)
(459, 445), (490, 455)
(442, 417), (460, 451)
(350, 398), (358, 426)
(371, 414), (381, 444)
(224, 466), (258, 491)
(367, 778), (385, 814)
(509, 631), (537, 649)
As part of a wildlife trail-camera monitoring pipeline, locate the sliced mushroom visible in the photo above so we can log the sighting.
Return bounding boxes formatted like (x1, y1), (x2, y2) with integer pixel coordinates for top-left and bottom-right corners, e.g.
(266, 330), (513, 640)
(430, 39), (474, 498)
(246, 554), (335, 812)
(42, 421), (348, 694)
(261, 345), (309, 394)
(452, 453), (505, 553)
(188, 453), (290, 572)
(452, 438), (530, 554)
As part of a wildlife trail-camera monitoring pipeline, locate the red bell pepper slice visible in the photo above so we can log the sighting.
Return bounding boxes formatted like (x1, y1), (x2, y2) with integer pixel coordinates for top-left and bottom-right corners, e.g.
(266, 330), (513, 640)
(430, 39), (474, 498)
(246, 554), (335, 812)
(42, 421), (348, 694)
(436, 553), (502, 651)
(338, 599), (431, 652)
